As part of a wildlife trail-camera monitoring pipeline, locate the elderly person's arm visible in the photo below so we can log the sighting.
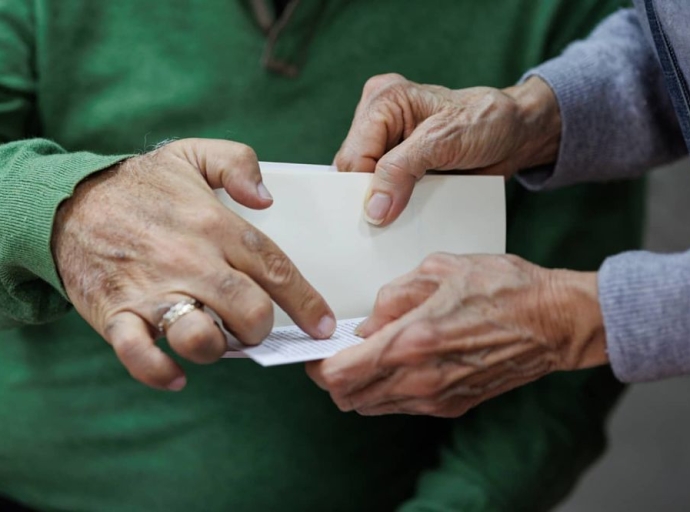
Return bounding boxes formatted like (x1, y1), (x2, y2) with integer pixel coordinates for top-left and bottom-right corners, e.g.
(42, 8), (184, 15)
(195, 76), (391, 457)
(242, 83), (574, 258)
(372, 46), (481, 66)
(515, 7), (687, 189)
(335, 9), (685, 226)
(0, 3), (335, 389)
(308, 7), (690, 416)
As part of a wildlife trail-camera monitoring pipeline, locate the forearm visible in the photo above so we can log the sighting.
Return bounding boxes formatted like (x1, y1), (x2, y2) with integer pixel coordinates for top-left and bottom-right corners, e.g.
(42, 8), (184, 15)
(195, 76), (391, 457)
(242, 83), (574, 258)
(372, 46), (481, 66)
(0, 139), (129, 326)
(510, 9), (687, 190)
(548, 248), (690, 383)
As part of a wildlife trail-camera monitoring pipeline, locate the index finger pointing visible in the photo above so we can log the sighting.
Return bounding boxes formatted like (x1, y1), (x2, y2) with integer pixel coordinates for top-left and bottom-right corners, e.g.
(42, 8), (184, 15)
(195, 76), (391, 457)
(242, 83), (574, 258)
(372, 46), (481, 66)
(226, 221), (336, 340)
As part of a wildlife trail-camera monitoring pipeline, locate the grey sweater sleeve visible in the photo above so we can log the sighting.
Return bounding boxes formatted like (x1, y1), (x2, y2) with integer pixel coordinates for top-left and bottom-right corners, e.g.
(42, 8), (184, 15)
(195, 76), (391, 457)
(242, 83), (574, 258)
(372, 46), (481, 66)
(599, 251), (690, 382)
(513, 8), (690, 383)
(517, 8), (686, 190)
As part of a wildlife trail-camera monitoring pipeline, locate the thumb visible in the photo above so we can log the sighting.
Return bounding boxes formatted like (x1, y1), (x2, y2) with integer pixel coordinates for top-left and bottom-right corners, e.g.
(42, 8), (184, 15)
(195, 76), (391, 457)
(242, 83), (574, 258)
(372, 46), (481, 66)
(357, 272), (440, 337)
(363, 125), (435, 227)
(169, 138), (274, 210)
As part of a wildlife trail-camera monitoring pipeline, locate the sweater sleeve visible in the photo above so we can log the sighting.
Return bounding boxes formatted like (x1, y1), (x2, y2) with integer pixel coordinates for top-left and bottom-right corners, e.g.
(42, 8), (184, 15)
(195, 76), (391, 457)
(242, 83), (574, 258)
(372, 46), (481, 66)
(0, 1), (128, 328)
(516, 8), (688, 190)
(514, 7), (690, 384)
(599, 249), (690, 382)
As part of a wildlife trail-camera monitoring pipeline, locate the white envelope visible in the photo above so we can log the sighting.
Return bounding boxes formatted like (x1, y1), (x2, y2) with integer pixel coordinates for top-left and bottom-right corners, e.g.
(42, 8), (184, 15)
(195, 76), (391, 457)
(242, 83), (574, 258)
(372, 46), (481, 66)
(215, 162), (505, 327)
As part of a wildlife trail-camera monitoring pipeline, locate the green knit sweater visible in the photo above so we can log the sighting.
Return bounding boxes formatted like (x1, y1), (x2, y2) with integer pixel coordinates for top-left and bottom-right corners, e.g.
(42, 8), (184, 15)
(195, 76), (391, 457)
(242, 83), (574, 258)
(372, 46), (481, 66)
(0, 1), (642, 511)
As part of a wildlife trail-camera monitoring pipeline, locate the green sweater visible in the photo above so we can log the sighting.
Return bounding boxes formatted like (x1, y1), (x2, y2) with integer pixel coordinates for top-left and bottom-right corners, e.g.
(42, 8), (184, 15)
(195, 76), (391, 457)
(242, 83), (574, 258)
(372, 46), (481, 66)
(0, 1), (643, 511)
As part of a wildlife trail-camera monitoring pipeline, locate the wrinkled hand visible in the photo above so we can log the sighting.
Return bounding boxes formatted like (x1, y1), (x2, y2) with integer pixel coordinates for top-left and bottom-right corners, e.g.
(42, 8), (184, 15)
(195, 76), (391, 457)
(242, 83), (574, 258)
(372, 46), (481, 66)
(52, 139), (335, 391)
(307, 253), (606, 417)
(335, 74), (561, 226)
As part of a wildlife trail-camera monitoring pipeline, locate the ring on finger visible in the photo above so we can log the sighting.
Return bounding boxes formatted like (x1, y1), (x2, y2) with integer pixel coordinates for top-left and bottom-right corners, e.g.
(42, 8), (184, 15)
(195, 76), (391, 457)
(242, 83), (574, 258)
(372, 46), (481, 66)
(158, 298), (203, 334)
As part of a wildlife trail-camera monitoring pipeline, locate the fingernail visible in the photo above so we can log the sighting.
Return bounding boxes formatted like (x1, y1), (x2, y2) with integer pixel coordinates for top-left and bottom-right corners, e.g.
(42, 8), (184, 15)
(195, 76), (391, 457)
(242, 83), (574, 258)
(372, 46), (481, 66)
(353, 319), (368, 337)
(168, 375), (187, 391)
(365, 193), (391, 225)
(257, 181), (273, 201)
(318, 315), (337, 338)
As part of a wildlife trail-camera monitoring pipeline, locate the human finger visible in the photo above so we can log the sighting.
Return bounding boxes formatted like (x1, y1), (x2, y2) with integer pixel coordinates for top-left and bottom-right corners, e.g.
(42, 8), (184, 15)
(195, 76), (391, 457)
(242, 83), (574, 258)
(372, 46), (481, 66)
(104, 311), (187, 391)
(349, 332), (553, 414)
(225, 222), (335, 340)
(362, 118), (441, 226)
(328, 320), (440, 410)
(358, 363), (545, 417)
(307, 316), (413, 399)
(169, 138), (273, 210)
(356, 271), (439, 337)
(161, 301), (228, 364)
(334, 73), (410, 175)
(195, 267), (276, 347)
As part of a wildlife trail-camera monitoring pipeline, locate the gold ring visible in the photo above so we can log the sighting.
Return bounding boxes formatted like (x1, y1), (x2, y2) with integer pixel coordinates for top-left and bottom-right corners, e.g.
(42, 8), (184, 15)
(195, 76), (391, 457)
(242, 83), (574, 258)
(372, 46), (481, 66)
(158, 299), (203, 334)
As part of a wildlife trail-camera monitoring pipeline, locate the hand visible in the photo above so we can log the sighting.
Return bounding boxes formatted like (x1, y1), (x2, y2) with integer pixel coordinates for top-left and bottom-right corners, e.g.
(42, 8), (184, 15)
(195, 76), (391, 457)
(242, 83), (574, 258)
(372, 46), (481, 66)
(52, 138), (335, 391)
(335, 74), (561, 226)
(307, 253), (606, 417)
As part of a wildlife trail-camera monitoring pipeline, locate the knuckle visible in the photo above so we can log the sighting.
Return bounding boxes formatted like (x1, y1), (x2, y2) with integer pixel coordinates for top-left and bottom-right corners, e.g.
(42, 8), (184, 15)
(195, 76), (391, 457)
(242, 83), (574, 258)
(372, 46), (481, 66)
(331, 394), (352, 412)
(263, 251), (295, 287)
(322, 367), (347, 393)
(191, 206), (226, 235)
(375, 282), (398, 310)
(333, 150), (351, 171)
(363, 73), (406, 96)
(216, 272), (248, 300)
(243, 296), (274, 330)
(376, 158), (421, 184)
(234, 143), (258, 165)
(367, 106), (398, 129)
(419, 252), (453, 275)
(501, 253), (526, 270)
(240, 226), (267, 253)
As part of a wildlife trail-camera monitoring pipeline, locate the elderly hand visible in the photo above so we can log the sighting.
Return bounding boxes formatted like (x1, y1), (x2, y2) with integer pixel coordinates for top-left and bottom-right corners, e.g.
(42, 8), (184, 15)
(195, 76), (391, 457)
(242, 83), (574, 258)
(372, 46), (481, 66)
(335, 74), (561, 226)
(52, 138), (335, 391)
(306, 253), (607, 417)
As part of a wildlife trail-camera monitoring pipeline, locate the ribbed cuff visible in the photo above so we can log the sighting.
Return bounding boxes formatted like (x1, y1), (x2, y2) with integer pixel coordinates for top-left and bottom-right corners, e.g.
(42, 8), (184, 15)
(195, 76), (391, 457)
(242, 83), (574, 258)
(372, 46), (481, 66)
(599, 250), (690, 383)
(2, 142), (131, 298)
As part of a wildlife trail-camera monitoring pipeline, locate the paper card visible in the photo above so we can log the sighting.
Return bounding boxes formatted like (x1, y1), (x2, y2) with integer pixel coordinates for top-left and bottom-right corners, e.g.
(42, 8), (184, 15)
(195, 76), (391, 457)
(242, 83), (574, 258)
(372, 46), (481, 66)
(220, 317), (365, 366)
(215, 162), (506, 362)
